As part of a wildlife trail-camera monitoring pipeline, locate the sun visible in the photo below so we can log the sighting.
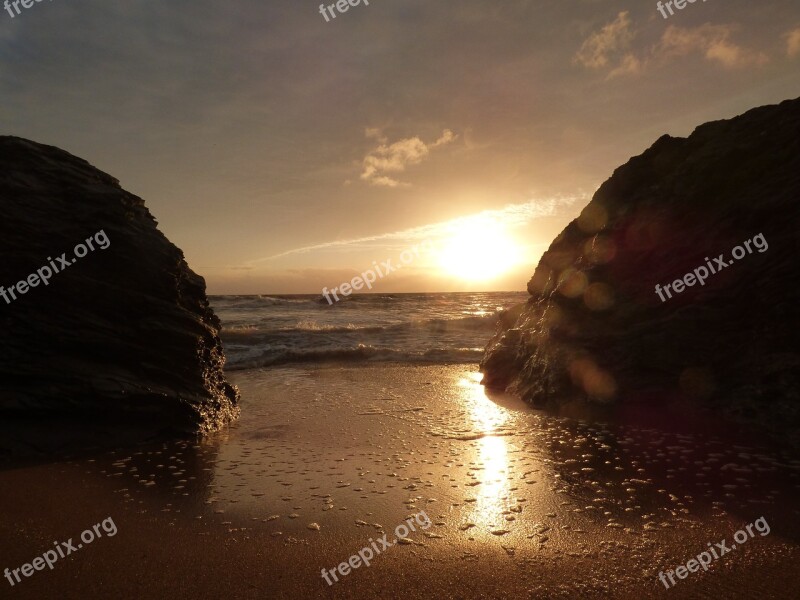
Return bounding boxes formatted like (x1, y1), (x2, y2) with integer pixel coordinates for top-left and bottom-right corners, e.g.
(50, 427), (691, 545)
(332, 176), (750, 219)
(436, 216), (524, 281)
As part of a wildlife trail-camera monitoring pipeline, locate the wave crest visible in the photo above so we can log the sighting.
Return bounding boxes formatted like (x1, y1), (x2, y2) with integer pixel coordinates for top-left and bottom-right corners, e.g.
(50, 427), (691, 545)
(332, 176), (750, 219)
(226, 345), (483, 370)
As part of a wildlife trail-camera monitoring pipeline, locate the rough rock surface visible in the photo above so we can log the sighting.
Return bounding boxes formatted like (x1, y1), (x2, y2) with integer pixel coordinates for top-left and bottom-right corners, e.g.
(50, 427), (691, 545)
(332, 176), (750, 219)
(0, 136), (240, 438)
(481, 98), (800, 432)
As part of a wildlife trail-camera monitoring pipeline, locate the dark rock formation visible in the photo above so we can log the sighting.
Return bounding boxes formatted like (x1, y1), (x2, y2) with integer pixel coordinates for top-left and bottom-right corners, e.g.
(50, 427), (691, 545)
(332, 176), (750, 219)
(481, 98), (800, 432)
(0, 136), (240, 440)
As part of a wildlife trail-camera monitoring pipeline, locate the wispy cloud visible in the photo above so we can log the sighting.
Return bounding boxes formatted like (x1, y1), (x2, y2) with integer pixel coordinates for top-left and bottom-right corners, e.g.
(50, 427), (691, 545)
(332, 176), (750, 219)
(575, 14), (769, 77)
(574, 12), (636, 71)
(786, 27), (800, 57)
(657, 24), (768, 68)
(360, 129), (457, 187)
(248, 195), (584, 264)
(608, 53), (643, 79)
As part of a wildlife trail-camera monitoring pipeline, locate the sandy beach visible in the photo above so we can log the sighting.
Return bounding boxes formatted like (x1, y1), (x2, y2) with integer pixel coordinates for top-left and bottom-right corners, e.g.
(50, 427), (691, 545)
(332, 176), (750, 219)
(1, 363), (798, 599)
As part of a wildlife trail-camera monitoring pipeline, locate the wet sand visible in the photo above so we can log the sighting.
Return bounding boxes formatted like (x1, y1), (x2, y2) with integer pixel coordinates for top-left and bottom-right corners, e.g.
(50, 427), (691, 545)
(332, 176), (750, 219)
(1, 364), (799, 599)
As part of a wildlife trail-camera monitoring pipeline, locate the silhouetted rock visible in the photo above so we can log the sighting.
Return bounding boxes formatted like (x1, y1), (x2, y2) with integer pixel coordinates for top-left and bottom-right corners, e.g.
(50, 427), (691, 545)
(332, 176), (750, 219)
(0, 136), (240, 442)
(481, 98), (800, 433)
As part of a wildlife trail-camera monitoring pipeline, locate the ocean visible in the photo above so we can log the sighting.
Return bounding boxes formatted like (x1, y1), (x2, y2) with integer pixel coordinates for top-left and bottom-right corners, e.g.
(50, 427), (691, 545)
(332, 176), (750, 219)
(211, 291), (528, 370)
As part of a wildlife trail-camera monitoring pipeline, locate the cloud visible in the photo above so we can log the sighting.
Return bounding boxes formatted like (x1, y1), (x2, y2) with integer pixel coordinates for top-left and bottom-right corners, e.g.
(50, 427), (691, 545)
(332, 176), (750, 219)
(574, 12), (635, 70)
(608, 54), (642, 79)
(786, 27), (800, 57)
(248, 195), (584, 264)
(657, 24), (768, 68)
(360, 129), (457, 187)
(364, 127), (387, 142)
(575, 14), (768, 78)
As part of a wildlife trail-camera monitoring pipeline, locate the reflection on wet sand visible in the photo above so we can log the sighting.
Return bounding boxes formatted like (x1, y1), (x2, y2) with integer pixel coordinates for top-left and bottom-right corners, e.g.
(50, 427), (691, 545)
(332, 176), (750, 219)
(473, 436), (510, 528)
(65, 365), (800, 552)
(459, 372), (513, 530)
(4, 363), (796, 598)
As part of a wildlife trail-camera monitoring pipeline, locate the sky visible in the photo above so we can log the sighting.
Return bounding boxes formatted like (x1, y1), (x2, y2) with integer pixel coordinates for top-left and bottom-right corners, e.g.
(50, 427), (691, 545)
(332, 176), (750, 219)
(1, 0), (798, 294)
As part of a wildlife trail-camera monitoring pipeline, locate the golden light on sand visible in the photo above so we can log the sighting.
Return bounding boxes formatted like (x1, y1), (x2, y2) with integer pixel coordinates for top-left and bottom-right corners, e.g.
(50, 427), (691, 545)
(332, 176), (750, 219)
(458, 372), (512, 528)
(437, 217), (523, 281)
(476, 435), (510, 510)
(460, 372), (507, 432)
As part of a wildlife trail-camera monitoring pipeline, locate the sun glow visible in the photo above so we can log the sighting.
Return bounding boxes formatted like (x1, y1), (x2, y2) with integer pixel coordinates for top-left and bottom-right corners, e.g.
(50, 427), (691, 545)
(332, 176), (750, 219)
(436, 216), (524, 281)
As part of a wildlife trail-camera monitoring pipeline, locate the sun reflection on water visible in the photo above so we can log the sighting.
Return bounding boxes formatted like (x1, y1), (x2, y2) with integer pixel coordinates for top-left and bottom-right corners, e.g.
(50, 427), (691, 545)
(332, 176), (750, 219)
(458, 371), (512, 530)
(458, 372), (507, 432)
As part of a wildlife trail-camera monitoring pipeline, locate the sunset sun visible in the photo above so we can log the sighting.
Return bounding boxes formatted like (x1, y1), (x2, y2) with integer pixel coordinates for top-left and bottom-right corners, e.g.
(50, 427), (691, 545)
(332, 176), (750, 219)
(436, 217), (524, 281)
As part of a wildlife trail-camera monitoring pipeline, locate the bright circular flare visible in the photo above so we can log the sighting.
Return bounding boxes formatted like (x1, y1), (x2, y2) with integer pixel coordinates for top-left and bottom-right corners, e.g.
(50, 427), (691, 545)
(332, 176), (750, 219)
(437, 218), (523, 281)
